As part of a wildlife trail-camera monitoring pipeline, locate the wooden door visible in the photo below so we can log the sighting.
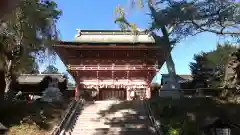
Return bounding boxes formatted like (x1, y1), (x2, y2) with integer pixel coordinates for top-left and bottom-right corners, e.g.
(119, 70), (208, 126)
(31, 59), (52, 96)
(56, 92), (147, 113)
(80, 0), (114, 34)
(98, 88), (126, 100)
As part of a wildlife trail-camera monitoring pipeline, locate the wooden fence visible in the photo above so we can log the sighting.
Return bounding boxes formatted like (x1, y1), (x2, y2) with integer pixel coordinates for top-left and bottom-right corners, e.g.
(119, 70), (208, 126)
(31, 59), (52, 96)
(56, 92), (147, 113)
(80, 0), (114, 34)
(181, 88), (223, 97)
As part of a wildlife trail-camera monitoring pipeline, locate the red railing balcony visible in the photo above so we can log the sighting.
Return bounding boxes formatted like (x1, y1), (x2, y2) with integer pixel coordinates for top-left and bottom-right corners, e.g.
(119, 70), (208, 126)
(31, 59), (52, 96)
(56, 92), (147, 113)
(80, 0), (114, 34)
(68, 64), (158, 71)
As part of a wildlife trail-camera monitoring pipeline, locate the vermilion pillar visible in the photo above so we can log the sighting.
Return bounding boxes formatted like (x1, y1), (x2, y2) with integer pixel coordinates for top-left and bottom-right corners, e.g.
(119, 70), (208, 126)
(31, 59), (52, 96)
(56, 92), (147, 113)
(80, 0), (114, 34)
(74, 71), (80, 101)
(74, 86), (78, 101)
(146, 87), (151, 99)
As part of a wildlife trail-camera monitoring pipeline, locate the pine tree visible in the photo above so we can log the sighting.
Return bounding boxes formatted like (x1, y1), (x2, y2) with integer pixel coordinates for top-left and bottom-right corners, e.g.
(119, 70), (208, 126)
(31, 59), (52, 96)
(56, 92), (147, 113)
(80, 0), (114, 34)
(190, 44), (237, 88)
(206, 44), (237, 87)
(190, 52), (213, 88)
(225, 49), (240, 89)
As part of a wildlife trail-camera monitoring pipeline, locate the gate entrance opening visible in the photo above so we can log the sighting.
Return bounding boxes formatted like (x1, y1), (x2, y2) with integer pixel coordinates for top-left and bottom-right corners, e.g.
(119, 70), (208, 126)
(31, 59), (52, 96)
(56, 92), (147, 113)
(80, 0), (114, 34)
(98, 88), (126, 100)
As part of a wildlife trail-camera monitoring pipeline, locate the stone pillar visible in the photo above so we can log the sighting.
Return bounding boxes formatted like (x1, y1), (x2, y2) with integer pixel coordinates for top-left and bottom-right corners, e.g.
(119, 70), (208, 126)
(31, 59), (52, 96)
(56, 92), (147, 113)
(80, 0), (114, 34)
(126, 87), (131, 100)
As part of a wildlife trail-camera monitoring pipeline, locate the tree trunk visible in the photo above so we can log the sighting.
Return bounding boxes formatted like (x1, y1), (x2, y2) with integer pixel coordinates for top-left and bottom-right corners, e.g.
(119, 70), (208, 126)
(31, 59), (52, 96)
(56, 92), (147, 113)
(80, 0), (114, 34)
(160, 26), (180, 88)
(159, 53), (182, 98)
(165, 54), (180, 89)
(159, 26), (181, 98)
(4, 59), (14, 100)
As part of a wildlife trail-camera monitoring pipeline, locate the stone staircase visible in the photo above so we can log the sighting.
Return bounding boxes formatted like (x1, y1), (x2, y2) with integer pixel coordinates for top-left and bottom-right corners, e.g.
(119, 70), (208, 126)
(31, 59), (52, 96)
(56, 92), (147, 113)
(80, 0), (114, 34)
(67, 100), (155, 135)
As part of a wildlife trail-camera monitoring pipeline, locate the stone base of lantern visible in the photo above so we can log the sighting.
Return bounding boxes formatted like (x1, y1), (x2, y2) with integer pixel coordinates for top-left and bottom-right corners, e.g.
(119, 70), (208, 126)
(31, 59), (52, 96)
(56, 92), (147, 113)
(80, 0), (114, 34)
(159, 79), (181, 99)
(159, 89), (181, 99)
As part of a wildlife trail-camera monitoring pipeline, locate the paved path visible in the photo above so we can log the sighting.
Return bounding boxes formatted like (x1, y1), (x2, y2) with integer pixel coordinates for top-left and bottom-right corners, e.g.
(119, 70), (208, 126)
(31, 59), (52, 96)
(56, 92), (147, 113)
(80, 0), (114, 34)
(67, 100), (155, 135)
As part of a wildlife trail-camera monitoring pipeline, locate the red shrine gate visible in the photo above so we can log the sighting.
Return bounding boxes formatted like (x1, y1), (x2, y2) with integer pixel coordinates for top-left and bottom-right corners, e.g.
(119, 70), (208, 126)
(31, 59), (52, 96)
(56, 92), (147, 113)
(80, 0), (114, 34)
(54, 30), (165, 100)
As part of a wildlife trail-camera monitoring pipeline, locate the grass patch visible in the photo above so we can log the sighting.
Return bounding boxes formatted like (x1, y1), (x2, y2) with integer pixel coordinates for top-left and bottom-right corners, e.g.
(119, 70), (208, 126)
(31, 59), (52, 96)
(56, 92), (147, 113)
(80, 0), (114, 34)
(149, 97), (240, 135)
(0, 99), (71, 135)
(9, 124), (45, 135)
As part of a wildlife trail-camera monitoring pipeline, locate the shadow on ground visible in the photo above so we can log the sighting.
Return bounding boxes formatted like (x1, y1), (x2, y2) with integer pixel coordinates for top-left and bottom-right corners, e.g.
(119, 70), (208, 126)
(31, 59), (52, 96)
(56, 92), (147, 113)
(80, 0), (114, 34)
(67, 101), (95, 133)
(91, 100), (155, 135)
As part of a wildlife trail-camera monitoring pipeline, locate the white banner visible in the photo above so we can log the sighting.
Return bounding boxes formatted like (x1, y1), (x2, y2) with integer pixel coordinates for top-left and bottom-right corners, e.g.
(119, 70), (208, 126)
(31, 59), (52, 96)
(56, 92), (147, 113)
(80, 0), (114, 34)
(83, 84), (147, 89)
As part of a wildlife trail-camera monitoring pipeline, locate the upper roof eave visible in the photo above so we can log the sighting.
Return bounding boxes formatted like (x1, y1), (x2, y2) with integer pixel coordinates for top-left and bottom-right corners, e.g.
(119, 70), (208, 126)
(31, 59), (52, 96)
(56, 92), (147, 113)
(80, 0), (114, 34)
(75, 29), (149, 35)
(55, 40), (155, 45)
(72, 29), (156, 44)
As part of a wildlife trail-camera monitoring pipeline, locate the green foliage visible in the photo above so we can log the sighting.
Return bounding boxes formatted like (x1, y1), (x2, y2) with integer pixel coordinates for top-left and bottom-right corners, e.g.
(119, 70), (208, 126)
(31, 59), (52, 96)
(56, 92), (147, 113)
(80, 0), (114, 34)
(0, 0), (62, 66)
(114, 0), (239, 89)
(225, 48), (240, 89)
(0, 0), (61, 97)
(149, 97), (240, 135)
(114, 5), (139, 32)
(13, 55), (39, 74)
(115, 0), (239, 43)
(207, 44), (237, 66)
(190, 52), (212, 88)
(150, 98), (202, 135)
(42, 65), (59, 74)
(190, 44), (238, 88)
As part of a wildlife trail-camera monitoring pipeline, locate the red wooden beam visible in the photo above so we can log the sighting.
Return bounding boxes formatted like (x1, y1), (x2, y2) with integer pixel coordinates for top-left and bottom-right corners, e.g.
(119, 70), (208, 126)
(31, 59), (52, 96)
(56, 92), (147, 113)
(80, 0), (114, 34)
(68, 65), (158, 71)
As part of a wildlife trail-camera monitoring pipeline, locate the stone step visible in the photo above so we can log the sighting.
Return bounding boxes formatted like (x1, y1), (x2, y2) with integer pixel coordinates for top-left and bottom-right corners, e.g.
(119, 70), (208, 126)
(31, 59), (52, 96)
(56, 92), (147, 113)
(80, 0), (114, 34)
(78, 111), (107, 114)
(76, 116), (101, 119)
(74, 118), (149, 124)
(74, 122), (109, 125)
(68, 128), (155, 135)
(73, 124), (148, 129)
(72, 125), (111, 129)
(74, 119), (144, 124)
(77, 113), (104, 116)
(73, 122), (107, 125)
(74, 118), (102, 122)
(77, 115), (141, 119)
(71, 127), (151, 131)
(67, 100), (154, 135)
(73, 120), (146, 125)
(74, 121), (107, 125)
(77, 110), (109, 114)
(74, 119), (105, 123)
(81, 108), (108, 110)
(77, 114), (102, 116)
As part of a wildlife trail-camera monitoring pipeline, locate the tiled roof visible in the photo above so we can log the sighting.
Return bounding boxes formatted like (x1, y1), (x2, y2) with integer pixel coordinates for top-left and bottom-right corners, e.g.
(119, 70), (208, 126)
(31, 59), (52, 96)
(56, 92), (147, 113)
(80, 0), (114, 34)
(17, 74), (65, 84)
(0, 122), (7, 130)
(161, 74), (192, 83)
(177, 75), (192, 80)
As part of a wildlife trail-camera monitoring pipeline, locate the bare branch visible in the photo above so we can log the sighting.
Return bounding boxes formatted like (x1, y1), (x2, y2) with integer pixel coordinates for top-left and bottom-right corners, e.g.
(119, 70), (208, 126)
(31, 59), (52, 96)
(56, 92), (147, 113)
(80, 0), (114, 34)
(191, 20), (240, 35)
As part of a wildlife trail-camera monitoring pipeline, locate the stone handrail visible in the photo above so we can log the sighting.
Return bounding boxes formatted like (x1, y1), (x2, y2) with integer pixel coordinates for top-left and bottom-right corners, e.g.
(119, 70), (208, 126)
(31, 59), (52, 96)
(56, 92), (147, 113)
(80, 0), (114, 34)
(143, 99), (162, 135)
(50, 98), (75, 135)
(51, 98), (83, 135)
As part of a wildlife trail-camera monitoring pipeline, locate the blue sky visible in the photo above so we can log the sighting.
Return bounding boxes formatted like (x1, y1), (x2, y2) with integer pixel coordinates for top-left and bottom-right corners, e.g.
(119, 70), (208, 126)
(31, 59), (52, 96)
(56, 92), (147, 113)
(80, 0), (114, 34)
(39, 0), (222, 83)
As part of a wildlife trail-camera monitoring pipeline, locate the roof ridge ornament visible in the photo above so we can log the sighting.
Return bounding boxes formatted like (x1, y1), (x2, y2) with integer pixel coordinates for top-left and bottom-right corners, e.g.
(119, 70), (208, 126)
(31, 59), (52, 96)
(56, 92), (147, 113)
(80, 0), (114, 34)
(75, 29), (82, 38)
